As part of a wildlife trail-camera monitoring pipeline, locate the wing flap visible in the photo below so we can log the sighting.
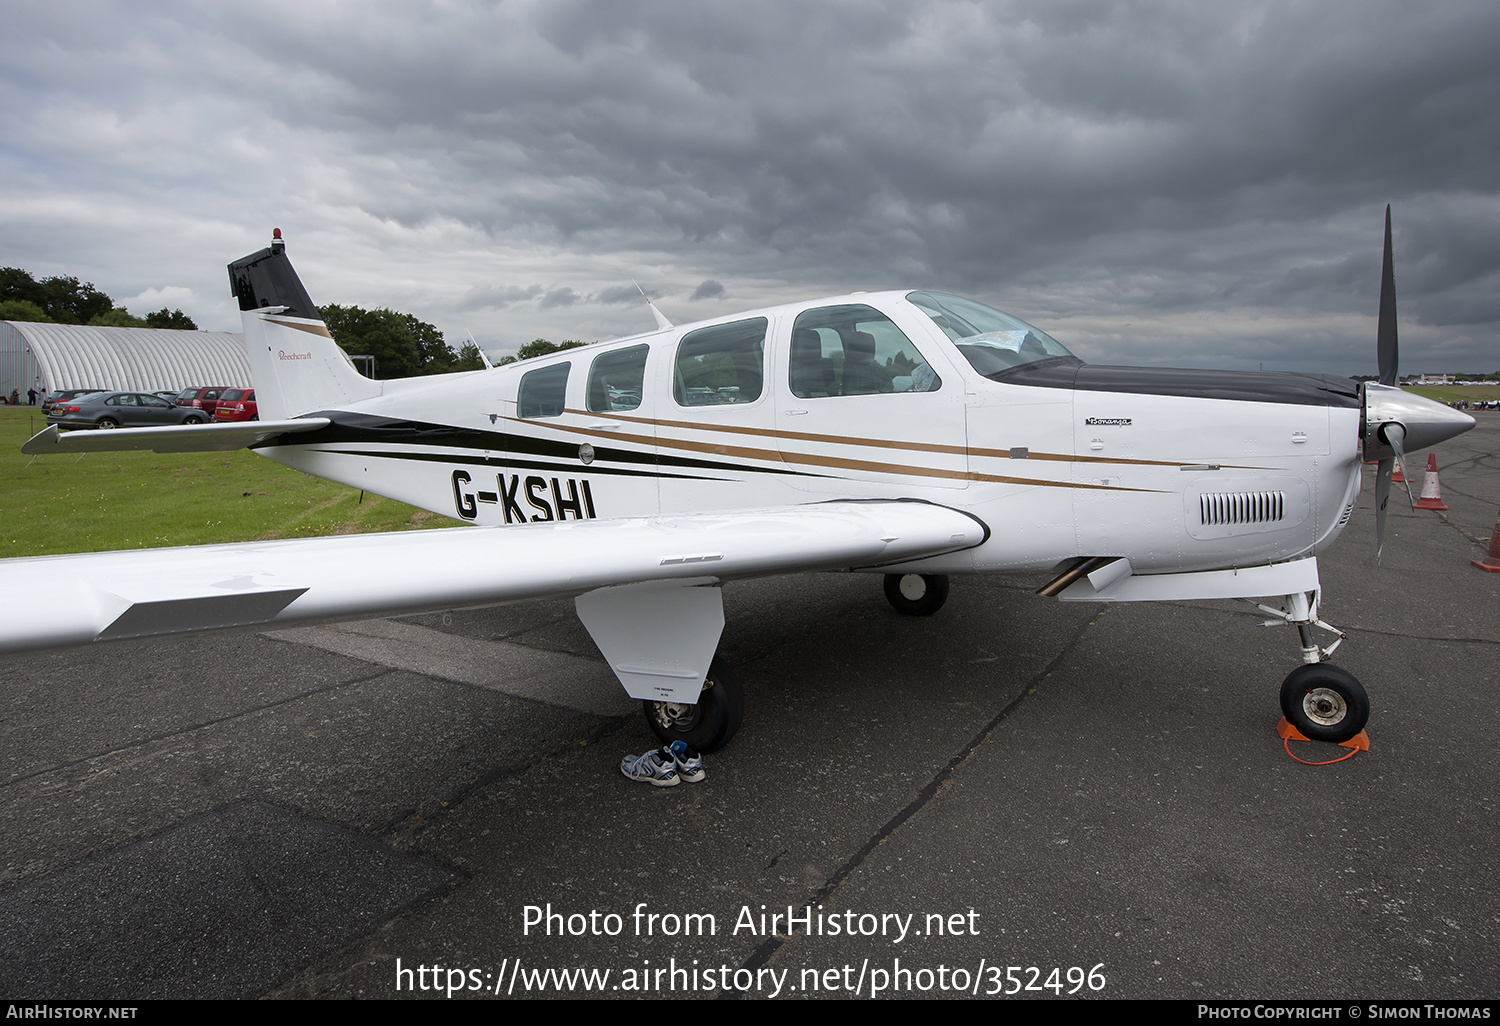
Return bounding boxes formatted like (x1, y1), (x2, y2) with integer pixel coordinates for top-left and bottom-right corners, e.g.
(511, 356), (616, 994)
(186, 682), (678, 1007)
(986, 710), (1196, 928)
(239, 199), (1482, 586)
(0, 501), (985, 654)
(21, 419), (332, 455)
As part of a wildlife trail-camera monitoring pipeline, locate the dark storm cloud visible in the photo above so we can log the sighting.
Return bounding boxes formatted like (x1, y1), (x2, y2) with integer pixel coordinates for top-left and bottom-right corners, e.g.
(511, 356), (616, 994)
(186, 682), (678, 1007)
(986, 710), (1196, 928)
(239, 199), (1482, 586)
(2, 1), (1497, 368)
(456, 284), (544, 311)
(690, 280), (724, 301)
(539, 286), (581, 309)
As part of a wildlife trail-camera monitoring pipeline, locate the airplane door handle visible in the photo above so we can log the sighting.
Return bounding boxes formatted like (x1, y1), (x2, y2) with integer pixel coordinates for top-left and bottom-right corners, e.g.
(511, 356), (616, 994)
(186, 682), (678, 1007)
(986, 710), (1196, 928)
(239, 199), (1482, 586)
(588, 423), (624, 431)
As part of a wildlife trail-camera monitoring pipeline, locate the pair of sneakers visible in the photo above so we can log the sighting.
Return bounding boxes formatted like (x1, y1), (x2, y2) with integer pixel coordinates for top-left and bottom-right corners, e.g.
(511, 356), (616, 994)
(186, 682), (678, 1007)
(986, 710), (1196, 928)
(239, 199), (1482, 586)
(620, 740), (706, 787)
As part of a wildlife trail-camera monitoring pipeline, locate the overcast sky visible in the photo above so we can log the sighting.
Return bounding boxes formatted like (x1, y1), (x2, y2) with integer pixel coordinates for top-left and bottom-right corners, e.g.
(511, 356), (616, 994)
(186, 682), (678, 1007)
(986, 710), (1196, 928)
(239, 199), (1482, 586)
(2, 0), (1496, 373)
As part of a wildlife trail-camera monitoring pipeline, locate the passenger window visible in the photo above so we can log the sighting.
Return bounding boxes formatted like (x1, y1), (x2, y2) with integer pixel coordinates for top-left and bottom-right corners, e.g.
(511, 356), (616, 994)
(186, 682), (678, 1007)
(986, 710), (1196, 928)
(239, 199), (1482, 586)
(674, 318), (766, 407)
(518, 362), (570, 418)
(587, 345), (648, 412)
(790, 305), (940, 398)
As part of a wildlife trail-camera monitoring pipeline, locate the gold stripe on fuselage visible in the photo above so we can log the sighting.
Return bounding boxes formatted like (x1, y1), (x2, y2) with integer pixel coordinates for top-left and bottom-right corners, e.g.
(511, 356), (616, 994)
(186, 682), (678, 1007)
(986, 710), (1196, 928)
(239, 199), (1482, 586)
(568, 408), (1255, 470)
(502, 414), (1166, 493)
(265, 316), (335, 339)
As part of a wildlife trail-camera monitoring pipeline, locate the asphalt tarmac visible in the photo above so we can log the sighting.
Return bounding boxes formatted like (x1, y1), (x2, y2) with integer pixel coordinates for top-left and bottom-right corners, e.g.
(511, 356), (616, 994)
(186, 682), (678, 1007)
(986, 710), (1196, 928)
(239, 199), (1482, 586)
(2, 418), (1496, 1001)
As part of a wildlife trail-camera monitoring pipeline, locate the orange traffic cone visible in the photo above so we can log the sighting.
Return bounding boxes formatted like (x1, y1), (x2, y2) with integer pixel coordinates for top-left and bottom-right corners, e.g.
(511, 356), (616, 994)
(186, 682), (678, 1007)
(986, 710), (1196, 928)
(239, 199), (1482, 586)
(1473, 506), (1500, 572)
(1391, 461), (1406, 483)
(1413, 453), (1448, 511)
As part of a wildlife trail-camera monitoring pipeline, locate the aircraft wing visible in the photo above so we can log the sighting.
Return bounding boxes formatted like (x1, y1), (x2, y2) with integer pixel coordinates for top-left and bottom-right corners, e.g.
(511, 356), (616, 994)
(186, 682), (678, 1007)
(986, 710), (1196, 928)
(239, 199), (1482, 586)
(0, 500), (985, 657)
(20, 419), (332, 455)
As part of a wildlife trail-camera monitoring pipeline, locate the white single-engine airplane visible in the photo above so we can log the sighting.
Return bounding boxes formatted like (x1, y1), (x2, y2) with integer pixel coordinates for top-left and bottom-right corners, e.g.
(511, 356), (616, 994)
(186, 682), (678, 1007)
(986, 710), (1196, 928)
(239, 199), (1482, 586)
(6, 211), (1474, 751)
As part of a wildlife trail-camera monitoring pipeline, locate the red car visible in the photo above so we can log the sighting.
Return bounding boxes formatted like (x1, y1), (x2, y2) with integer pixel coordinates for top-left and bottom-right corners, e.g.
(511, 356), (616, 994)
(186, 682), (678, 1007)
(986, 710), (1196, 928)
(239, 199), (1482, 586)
(212, 388), (258, 422)
(173, 386), (234, 418)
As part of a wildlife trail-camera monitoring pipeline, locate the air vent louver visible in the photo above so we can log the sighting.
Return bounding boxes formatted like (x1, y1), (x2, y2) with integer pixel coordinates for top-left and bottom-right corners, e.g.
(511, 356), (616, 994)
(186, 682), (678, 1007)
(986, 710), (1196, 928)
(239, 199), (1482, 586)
(1199, 491), (1286, 527)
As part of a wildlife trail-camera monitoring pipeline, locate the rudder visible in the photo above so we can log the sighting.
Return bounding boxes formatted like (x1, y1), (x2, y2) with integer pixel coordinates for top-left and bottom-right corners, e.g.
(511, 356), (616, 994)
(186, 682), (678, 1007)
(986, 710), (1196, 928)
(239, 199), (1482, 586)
(228, 230), (380, 419)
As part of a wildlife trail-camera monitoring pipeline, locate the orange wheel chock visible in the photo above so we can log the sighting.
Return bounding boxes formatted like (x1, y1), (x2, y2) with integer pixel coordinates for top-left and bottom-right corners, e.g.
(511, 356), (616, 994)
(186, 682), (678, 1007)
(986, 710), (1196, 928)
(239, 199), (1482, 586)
(1277, 718), (1370, 764)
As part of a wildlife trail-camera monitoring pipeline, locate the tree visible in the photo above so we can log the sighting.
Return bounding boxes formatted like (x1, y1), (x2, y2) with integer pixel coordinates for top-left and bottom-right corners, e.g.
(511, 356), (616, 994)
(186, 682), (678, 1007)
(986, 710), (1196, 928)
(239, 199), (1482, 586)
(453, 341), (487, 371)
(514, 338), (586, 361)
(146, 308), (198, 330)
(0, 298), (50, 322)
(42, 276), (114, 324)
(89, 308), (150, 328)
(318, 303), (456, 379)
(2, 268), (113, 324)
(2, 267), (192, 328)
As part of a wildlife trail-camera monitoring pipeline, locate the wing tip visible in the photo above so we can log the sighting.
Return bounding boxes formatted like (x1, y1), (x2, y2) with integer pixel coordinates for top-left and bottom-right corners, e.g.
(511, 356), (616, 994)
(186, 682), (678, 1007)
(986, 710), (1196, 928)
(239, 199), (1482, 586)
(20, 425), (59, 455)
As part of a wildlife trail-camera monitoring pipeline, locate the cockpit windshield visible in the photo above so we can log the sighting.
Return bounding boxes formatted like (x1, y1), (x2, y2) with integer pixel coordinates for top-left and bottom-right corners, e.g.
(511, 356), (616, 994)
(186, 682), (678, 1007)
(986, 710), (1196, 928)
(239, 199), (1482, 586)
(906, 291), (1079, 378)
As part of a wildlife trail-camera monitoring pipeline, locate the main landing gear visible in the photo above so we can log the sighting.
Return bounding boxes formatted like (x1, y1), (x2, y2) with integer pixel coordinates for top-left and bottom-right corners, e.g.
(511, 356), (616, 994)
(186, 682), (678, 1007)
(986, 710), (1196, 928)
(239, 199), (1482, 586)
(1255, 590), (1369, 743)
(642, 656), (744, 753)
(884, 573), (950, 616)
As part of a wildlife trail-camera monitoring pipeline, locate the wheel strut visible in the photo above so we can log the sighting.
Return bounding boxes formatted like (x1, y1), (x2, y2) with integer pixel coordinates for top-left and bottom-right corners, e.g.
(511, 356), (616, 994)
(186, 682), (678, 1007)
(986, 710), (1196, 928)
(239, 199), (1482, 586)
(1250, 589), (1368, 744)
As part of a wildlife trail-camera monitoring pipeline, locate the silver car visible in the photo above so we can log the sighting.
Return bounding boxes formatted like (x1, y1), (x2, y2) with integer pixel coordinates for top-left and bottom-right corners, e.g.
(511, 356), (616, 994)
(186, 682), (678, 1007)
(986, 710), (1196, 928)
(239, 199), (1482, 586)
(45, 391), (210, 430)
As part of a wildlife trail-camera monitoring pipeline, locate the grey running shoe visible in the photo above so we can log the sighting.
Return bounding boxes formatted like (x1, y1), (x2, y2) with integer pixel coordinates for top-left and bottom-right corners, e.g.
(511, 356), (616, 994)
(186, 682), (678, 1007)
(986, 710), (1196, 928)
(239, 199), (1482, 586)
(667, 740), (706, 782)
(620, 747), (680, 786)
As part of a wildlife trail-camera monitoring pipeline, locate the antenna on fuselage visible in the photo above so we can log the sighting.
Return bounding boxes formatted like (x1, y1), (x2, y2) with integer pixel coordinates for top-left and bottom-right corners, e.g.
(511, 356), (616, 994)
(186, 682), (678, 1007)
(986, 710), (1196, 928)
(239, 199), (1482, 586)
(466, 330), (495, 370)
(634, 281), (674, 331)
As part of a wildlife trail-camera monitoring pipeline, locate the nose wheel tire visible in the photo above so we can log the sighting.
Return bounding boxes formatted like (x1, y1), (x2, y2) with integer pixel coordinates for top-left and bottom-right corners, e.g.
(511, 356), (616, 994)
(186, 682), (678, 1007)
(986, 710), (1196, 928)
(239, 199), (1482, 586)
(883, 573), (949, 616)
(1279, 663), (1369, 743)
(643, 657), (743, 753)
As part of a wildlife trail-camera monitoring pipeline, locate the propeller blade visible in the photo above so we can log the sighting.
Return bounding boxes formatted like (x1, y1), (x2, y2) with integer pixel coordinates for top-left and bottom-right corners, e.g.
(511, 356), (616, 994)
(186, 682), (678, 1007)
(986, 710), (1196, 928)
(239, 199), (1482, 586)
(1377, 204), (1399, 387)
(1382, 421), (1415, 509)
(1375, 456), (1393, 564)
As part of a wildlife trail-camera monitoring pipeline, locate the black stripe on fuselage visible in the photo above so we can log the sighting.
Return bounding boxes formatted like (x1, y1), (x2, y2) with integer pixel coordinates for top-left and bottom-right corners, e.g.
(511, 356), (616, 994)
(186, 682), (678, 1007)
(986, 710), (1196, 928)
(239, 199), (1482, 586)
(301, 446), (714, 481)
(254, 411), (820, 479)
(993, 360), (1363, 408)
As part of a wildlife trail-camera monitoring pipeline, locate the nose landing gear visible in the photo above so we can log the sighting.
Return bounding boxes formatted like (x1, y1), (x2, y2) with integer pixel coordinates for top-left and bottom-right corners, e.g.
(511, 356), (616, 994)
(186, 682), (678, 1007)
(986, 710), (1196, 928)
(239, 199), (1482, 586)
(1278, 663), (1370, 743)
(1255, 589), (1368, 744)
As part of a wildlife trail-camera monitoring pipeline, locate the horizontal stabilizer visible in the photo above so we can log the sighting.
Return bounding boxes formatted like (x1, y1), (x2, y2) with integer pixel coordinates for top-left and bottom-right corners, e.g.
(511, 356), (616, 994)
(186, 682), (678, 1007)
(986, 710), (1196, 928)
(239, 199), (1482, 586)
(0, 500), (985, 655)
(21, 419), (331, 455)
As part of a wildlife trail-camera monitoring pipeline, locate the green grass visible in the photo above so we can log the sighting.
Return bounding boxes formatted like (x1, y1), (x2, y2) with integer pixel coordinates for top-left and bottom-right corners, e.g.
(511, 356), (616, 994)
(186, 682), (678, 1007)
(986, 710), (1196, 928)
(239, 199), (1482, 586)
(1, 407), (459, 558)
(1404, 384), (1500, 404)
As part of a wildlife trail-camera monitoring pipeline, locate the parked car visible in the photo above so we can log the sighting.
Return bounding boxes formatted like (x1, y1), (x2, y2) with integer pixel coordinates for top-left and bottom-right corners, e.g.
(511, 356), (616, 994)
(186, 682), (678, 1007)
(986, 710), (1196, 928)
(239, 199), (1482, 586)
(47, 391), (211, 430)
(41, 388), (106, 413)
(212, 388), (258, 422)
(172, 386), (235, 418)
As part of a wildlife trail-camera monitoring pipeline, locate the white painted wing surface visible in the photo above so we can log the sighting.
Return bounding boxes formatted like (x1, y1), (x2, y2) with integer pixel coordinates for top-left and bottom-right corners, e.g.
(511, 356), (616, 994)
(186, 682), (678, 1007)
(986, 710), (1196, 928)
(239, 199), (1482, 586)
(20, 420), (332, 455)
(0, 501), (984, 654)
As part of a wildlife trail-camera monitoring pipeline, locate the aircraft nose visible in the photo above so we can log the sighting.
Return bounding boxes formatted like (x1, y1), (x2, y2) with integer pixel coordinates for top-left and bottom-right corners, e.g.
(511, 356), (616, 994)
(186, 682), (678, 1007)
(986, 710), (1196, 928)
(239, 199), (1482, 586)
(1363, 383), (1476, 455)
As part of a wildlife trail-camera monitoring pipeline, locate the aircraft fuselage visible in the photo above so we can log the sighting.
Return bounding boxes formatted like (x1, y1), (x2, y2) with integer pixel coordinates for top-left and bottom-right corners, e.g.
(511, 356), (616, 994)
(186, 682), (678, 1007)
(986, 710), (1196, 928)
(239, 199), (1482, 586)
(254, 289), (1366, 579)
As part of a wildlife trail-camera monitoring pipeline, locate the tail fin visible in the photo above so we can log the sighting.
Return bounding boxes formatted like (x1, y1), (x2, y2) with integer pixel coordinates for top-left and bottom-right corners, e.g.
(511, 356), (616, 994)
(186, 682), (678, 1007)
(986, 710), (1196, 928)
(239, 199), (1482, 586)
(228, 230), (380, 419)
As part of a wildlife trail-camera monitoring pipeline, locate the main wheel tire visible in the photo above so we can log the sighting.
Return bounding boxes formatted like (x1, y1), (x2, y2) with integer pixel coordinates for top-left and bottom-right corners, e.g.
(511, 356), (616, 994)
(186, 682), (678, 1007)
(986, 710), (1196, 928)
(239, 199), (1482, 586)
(883, 573), (949, 616)
(95, 418), (118, 429)
(1279, 663), (1369, 743)
(642, 657), (744, 753)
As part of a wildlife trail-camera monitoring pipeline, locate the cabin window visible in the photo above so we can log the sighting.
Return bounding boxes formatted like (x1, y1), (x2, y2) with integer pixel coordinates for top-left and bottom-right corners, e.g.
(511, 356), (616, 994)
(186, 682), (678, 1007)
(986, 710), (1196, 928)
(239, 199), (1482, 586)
(789, 304), (940, 398)
(673, 317), (766, 407)
(518, 362), (570, 418)
(587, 345), (648, 412)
